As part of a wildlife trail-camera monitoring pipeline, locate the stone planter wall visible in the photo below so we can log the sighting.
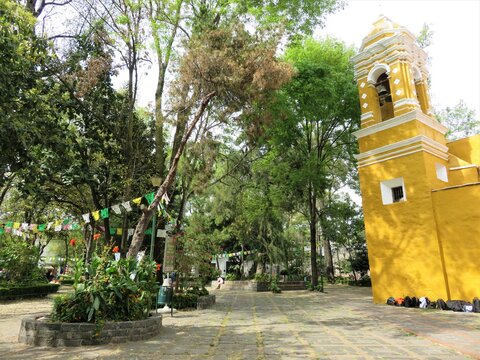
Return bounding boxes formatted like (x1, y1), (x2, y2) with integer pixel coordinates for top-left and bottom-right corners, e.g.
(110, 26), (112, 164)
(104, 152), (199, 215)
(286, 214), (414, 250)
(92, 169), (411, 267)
(18, 313), (162, 347)
(218, 280), (306, 292)
(197, 294), (216, 310)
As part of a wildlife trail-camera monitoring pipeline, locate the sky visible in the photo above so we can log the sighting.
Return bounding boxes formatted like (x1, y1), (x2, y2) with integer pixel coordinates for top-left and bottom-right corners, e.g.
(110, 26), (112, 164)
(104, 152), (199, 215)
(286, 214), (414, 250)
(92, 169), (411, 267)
(316, 0), (480, 116)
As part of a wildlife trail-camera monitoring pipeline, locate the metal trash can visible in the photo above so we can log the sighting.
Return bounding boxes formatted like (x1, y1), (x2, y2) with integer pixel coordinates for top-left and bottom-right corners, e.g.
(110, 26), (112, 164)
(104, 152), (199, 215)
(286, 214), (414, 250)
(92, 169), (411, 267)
(156, 285), (173, 316)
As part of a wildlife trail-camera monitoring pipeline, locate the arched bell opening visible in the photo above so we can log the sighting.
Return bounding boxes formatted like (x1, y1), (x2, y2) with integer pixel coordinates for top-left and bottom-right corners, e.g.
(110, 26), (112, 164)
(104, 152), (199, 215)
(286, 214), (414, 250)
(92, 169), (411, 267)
(375, 73), (394, 121)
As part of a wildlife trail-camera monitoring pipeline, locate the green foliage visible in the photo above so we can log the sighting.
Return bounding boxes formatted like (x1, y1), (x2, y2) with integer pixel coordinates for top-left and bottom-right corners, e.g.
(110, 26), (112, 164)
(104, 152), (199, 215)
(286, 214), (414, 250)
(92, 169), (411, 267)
(0, 283), (60, 300)
(0, 236), (45, 284)
(254, 273), (271, 282)
(51, 249), (156, 323)
(436, 100), (480, 140)
(269, 276), (282, 293)
(172, 293), (198, 310)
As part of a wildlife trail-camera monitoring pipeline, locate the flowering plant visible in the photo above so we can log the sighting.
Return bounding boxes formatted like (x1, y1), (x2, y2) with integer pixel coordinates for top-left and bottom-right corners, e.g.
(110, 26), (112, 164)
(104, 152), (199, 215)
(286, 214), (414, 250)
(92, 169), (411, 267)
(156, 263), (162, 271)
(69, 238), (76, 247)
(112, 246), (120, 253)
(93, 233), (101, 241)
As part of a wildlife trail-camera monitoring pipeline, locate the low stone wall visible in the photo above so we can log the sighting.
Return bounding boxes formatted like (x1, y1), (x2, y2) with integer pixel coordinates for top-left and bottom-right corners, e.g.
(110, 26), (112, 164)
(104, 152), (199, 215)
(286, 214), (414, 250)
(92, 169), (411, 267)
(18, 313), (162, 347)
(197, 294), (216, 310)
(218, 281), (305, 292)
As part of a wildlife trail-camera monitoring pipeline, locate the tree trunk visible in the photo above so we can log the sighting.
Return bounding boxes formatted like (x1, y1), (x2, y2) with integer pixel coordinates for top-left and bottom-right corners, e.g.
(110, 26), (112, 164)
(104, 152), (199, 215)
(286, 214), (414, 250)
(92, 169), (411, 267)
(323, 235), (335, 282)
(309, 185), (318, 287)
(127, 91), (215, 258)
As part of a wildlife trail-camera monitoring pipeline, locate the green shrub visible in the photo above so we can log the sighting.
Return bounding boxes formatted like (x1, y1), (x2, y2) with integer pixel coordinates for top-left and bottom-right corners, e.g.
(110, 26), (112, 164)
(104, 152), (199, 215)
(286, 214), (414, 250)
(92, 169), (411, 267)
(186, 286), (209, 297)
(254, 273), (271, 282)
(51, 249), (156, 323)
(0, 236), (45, 285)
(172, 293), (198, 309)
(225, 273), (238, 281)
(0, 283), (60, 300)
(269, 277), (281, 294)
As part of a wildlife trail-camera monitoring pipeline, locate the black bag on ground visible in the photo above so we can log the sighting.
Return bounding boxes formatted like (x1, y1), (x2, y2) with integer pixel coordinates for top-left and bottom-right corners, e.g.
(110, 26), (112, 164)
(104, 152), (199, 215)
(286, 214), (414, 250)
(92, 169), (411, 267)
(411, 297), (419, 308)
(427, 300), (436, 309)
(386, 297), (395, 306)
(473, 297), (480, 313)
(404, 296), (412, 307)
(436, 299), (447, 310)
(446, 300), (465, 312)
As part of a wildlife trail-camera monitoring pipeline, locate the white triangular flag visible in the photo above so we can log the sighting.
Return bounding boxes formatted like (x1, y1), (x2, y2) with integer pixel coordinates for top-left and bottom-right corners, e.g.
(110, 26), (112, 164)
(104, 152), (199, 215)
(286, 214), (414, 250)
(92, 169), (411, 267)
(161, 192), (170, 204)
(21, 223), (29, 230)
(82, 213), (90, 223)
(122, 201), (132, 212)
(47, 222), (54, 230)
(128, 228), (134, 236)
(54, 225), (62, 232)
(112, 204), (122, 214)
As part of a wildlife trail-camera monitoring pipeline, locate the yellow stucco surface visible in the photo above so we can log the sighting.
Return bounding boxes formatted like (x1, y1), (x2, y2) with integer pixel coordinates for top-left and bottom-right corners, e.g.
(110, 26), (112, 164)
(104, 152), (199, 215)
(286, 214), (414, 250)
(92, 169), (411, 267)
(448, 134), (480, 165)
(359, 153), (449, 303)
(432, 184), (480, 300)
(354, 16), (480, 304)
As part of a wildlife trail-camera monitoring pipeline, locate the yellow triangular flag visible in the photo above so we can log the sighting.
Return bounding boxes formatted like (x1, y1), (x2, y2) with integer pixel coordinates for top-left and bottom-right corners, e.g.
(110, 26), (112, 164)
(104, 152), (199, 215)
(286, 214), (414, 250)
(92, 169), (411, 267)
(116, 228), (123, 235)
(13, 222), (20, 229)
(132, 197), (142, 205)
(92, 210), (100, 221)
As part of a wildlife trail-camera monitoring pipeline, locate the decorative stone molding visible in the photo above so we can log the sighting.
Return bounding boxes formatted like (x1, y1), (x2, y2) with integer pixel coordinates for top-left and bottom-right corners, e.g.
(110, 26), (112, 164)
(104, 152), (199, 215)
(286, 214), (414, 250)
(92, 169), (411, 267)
(18, 313), (162, 347)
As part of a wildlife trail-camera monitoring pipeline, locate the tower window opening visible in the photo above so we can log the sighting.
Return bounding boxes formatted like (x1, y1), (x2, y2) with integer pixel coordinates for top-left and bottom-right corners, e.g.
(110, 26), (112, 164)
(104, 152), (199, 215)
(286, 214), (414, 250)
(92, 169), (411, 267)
(391, 186), (404, 202)
(375, 73), (394, 121)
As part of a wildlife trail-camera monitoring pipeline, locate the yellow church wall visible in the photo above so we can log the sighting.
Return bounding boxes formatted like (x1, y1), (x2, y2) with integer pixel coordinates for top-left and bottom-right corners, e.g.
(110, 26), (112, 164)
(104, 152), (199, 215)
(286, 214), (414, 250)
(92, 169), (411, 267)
(447, 134), (480, 165)
(447, 167), (479, 187)
(432, 184), (480, 300)
(359, 152), (448, 303)
(358, 120), (446, 153)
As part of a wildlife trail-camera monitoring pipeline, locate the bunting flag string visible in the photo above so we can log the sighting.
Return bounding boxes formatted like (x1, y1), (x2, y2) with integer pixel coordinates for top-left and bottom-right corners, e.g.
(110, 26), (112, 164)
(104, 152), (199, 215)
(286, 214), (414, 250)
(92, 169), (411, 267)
(0, 190), (173, 238)
(212, 250), (254, 260)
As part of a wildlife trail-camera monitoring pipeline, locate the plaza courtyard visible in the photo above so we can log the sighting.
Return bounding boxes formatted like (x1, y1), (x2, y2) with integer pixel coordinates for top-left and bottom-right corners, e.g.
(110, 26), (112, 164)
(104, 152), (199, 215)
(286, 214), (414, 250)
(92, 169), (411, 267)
(0, 285), (479, 359)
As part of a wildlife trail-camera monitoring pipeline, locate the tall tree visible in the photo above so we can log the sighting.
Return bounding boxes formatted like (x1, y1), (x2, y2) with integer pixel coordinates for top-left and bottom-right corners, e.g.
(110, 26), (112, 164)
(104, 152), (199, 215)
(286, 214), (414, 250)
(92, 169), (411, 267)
(266, 37), (360, 287)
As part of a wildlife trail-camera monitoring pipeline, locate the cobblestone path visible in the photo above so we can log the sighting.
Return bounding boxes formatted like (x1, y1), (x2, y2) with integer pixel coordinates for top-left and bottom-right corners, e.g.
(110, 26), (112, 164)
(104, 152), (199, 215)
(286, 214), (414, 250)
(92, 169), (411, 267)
(0, 285), (479, 359)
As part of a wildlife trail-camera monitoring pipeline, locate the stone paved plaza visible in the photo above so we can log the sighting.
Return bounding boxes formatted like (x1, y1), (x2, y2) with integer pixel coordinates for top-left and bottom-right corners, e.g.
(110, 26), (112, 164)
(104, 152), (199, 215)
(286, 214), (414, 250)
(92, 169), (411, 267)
(1, 285), (479, 359)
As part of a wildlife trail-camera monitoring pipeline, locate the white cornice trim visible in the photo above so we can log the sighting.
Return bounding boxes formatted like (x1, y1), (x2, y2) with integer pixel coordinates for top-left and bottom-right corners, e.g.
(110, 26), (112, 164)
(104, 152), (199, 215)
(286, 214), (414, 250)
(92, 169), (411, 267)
(361, 112), (373, 121)
(355, 135), (448, 161)
(353, 110), (448, 139)
(449, 165), (478, 171)
(393, 98), (419, 108)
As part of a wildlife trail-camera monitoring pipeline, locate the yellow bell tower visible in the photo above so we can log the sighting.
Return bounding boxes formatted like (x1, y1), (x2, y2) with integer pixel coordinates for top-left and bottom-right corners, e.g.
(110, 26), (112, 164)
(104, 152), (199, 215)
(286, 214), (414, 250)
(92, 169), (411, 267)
(352, 16), (452, 303)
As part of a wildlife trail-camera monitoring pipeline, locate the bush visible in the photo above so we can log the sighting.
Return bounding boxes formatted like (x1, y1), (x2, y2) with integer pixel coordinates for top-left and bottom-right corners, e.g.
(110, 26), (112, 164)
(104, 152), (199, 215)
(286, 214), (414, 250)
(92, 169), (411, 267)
(51, 249), (156, 323)
(269, 277), (282, 294)
(186, 286), (209, 297)
(225, 273), (239, 281)
(254, 273), (271, 282)
(0, 283), (60, 300)
(0, 236), (45, 285)
(172, 293), (198, 310)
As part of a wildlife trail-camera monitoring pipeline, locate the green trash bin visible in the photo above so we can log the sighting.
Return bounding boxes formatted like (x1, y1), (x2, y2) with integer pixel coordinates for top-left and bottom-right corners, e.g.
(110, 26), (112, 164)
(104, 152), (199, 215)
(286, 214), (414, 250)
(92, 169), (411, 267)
(156, 286), (173, 316)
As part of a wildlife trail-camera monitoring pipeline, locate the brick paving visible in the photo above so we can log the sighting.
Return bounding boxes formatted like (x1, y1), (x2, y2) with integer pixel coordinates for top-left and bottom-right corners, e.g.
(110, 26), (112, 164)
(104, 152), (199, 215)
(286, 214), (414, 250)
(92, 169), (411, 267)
(0, 284), (479, 359)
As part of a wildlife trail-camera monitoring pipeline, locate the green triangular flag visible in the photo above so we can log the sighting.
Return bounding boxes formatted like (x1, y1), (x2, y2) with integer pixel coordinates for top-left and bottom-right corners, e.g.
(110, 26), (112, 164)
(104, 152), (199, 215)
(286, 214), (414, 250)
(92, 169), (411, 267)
(100, 208), (109, 219)
(109, 227), (116, 235)
(62, 218), (71, 225)
(5, 221), (13, 228)
(145, 228), (152, 235)
(38, 224), (46, 231)
(71, 223), (81, 230)
(145, 192), (155, 205)
(0, 228), (4, 235)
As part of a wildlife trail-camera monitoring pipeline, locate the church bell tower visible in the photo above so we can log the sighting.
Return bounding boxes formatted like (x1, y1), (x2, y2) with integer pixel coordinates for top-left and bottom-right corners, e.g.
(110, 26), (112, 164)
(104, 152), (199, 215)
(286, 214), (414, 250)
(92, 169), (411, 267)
(352, 16), (451, 303)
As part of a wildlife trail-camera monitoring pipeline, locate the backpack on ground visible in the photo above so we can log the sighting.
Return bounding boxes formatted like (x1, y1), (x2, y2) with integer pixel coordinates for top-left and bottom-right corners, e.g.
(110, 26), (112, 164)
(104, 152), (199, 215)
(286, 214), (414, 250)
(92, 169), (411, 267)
(436, 298), (447, 310)
(427, 300), (436, 309)
(446, 300), (465, 312)
(386, 297), (395, 306)
(411, 297), (419, 307)
(473, 297), (480, 313)
(395, 297), (404, 306)
(404, 296), (412, 307)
